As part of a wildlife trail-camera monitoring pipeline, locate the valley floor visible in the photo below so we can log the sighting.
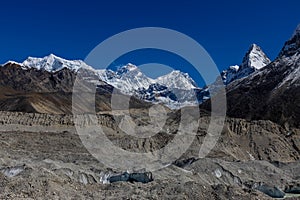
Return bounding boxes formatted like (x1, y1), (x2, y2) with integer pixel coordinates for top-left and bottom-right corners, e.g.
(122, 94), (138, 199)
(0, 111), (299, 199)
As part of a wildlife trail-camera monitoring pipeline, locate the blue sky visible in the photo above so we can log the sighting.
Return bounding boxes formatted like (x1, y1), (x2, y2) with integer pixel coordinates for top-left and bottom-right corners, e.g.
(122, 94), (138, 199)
(0, 0), (299, 86)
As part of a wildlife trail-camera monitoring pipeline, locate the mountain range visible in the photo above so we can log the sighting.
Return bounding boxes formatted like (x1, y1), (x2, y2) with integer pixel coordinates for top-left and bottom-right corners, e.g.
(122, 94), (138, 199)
(0, 43), (271, 109)
(1, 24), (300, 199)
(0, 24), (299, 128)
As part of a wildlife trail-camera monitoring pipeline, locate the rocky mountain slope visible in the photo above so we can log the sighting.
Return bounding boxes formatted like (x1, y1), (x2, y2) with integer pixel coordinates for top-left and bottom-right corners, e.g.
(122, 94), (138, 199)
(225, 25), (300, 128)
(0, 62), (150, 114)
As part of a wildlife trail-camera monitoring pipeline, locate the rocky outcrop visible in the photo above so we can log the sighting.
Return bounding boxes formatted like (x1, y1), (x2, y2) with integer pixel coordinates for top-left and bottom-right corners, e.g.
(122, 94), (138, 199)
(0, 111), (299, 162)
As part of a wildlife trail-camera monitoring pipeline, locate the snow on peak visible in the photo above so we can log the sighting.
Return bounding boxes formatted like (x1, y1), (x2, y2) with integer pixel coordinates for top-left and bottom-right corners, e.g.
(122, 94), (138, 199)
(242, 44), (271, 70)
(156, 70), (198, 90)
(2, 60), (22, 66)
(222, 44), (270, 84)
(280, 24), (300, 57)
(96, 63), (153, 93)
(5, 53), (203, 108)
(229, 65), (239, 71)
(115, 63), (139, 76)
(124, 63), (138, 71)
(99, 64), (199, 94)
(22, 54), (94, 72)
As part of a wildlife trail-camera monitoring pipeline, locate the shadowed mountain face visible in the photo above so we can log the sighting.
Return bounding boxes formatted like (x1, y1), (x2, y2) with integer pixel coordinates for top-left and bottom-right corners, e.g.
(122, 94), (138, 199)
(225, 29), (300, 128)
(0, 63), (151, 114)
(201, 26), (300, 129)
(226, 59), (300, 128)
(0, 63), (75, 92)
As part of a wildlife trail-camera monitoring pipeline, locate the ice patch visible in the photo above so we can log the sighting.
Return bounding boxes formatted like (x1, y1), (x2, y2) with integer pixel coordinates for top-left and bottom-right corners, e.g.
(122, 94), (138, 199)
(1, 165), (25, 177)
(247, 151), (255, 161)
(79, 173), (88, 185)
(214, 168), (222, 178)
(100, 172), (111, 184)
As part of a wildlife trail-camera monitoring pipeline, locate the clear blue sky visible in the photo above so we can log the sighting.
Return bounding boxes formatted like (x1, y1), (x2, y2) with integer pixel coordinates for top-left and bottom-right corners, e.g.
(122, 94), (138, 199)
(0, 0), (299, 85)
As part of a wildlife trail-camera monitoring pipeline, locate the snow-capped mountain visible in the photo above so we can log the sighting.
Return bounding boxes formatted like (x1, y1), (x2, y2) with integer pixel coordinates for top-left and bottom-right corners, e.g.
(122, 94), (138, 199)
(96, 64), (199, 93)
(22, 54), (94, 72)
(96, 64), (153, 94)
(222, 44), (271, 84)
(4, 54), (205, 108)
(223, 24), (300, 128)
(275, 24), (300, 88)
(156, 70), (198, 90)
(2, 24), (300, 118)
(96, 64), (205, 108)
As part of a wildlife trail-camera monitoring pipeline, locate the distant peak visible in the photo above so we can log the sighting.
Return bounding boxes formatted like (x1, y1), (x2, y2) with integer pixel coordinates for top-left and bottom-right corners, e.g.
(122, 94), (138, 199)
(156, 70), (198, 89)
(250, 43), (258, 49)
(222, 44), (270, 84)
(242, 43), (271, 70)
(114, 63), (139, 76)
(2, 60), (22, 66)
(44, 54), (69, 61)
(49, 53), (56, 57)
(169, 70), (181, 75)
(248, 43), (262, 53)
(26, 54), (63, 62)
(22, 54), (94, 72)
(46, 53), (61, 60)
(229, 65), (239, 71)
(160, 70), (192, 79)
(279, 24), (300, 57)
(116, 63), (138, 71)
(124, 63), (138, 71)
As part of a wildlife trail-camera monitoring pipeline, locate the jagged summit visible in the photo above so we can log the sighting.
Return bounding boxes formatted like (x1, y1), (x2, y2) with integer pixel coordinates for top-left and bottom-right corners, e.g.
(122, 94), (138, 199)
(2, 54), (202, 108)
(224, 24), (300, 128)
(22, 54), (94, 72)
(115, 63), (139, 75)
(279, 24), (300, 57)
(2, 60), (22, 66)
(222, 44), (270, 84)
(156, 70), (198, 90)
(241, 44), (271, 70)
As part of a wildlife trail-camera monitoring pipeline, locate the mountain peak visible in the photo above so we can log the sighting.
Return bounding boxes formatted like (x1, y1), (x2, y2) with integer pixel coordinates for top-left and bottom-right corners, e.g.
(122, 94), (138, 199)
(47, 53), (59, 58)
(222, 44), (270, 84)
(241, 43), (271, 70)
(125, 63), (138, 70)
(27, 53), (62, 63)
(121, 63), (138, 70)
(2, 60), (22, 66)
(115, 63), (139, 77)
(156, 70), (198, 90)
(22, 54), (94, 72)
(249, 43), (259, 51)
(279, 24), (300, 57)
